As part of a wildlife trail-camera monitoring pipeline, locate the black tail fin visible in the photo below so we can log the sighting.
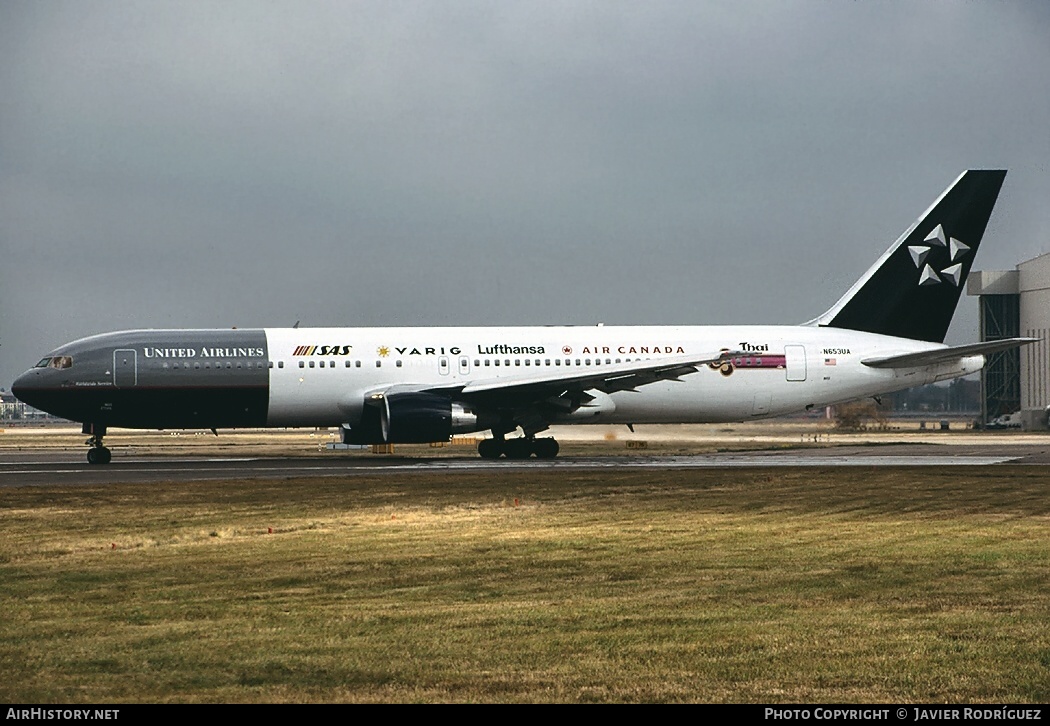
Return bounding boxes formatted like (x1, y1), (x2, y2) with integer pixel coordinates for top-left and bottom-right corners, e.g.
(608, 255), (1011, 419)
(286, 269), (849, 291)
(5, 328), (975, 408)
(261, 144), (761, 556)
(811, 170), (1007, 343)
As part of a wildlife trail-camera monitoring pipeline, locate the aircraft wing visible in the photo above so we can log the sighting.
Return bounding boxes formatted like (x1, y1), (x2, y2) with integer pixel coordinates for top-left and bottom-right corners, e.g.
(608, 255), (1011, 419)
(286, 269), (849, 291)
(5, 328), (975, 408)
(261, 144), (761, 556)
(861, 338), (1037, 369)
(427, 350), (740, 425)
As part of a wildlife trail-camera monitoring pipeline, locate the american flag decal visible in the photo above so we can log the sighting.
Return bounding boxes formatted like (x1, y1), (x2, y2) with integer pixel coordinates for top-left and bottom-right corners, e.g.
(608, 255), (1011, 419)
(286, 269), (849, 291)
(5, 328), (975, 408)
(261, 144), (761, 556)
(824, 358), (837, 366)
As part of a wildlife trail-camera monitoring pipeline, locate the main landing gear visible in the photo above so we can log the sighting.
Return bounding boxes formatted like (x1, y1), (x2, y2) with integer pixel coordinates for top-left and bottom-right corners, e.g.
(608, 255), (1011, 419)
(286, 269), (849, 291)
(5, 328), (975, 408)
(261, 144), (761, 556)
(84, 423), (111, 465)
(478, 435), (559, 460)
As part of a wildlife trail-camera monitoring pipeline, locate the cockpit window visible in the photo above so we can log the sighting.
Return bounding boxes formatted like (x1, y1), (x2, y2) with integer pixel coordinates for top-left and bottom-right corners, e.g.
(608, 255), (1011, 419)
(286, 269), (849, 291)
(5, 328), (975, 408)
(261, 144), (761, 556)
(48, 356), (73, 369)
(35, 358), (52, 368)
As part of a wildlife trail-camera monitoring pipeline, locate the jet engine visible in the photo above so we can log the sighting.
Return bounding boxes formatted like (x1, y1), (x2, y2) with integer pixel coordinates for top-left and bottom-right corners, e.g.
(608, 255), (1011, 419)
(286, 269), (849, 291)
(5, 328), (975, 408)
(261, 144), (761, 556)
(344, 391), (491, 444)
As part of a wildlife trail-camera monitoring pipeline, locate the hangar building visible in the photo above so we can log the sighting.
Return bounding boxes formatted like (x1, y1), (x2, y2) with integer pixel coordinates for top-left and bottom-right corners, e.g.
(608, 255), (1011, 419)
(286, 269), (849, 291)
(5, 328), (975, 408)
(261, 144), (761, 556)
(968, 252), (1050, 429)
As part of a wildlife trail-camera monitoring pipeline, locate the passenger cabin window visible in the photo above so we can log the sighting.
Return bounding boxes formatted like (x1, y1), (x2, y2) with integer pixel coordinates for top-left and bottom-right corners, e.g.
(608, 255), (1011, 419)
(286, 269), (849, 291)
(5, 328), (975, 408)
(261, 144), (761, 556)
(278, 361), (284, 369)
(299, 361), (305, 368)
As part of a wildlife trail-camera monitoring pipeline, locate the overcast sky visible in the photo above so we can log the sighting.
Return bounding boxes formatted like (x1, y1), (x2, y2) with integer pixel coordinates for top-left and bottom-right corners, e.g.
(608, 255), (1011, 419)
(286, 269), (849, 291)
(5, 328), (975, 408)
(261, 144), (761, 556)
(2, 1), (1048, 387)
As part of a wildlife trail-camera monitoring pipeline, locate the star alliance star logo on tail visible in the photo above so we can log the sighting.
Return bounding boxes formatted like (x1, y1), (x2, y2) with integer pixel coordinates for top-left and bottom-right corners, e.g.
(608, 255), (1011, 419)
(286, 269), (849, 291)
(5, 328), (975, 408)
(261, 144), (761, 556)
(908, 223), (970, 287)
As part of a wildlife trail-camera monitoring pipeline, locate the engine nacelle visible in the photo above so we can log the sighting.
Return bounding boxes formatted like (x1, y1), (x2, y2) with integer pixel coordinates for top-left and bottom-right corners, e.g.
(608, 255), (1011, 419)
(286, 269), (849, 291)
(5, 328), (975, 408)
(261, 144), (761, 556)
(343, 391), (491, 444)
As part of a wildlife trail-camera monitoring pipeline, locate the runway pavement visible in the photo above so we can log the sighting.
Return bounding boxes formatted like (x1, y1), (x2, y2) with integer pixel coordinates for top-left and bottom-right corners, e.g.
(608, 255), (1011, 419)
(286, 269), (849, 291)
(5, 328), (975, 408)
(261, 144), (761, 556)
(3, 442), (1050, 487)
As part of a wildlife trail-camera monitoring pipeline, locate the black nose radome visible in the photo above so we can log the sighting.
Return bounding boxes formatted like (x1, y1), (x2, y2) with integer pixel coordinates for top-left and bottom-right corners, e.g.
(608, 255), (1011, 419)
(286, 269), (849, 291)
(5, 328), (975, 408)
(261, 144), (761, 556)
(11, 369), (43, 408)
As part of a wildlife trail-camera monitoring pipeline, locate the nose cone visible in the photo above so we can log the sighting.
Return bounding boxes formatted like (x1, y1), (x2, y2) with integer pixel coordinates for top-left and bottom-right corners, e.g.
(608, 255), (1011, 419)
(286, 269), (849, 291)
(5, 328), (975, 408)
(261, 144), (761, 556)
(11, 368), (44, 408)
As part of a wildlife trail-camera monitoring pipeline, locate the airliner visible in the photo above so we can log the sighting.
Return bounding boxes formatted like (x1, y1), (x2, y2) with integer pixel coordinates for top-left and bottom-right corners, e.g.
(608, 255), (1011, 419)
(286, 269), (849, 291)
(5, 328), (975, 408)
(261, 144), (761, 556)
(12, 170), (1033, 464)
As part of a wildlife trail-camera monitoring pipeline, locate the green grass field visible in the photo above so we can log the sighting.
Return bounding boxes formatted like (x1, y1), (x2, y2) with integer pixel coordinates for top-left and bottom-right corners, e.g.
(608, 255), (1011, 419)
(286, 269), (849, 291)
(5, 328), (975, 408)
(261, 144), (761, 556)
(1, 467), (1047, 703)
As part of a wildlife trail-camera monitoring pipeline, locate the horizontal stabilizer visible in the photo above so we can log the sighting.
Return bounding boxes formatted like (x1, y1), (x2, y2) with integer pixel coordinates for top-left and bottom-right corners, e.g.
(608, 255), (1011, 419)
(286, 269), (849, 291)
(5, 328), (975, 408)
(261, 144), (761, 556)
(861, 338), (1037, 369)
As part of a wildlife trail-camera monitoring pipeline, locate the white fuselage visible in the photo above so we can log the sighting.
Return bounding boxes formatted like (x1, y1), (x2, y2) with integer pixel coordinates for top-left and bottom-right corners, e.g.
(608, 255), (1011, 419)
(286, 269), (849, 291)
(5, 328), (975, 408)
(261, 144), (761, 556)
(264, 325), (982, 428)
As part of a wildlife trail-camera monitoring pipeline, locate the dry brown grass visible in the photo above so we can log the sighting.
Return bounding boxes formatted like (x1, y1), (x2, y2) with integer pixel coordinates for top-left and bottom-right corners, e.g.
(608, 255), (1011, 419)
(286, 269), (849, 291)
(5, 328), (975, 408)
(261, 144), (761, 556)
(0, 467), (1047, 702)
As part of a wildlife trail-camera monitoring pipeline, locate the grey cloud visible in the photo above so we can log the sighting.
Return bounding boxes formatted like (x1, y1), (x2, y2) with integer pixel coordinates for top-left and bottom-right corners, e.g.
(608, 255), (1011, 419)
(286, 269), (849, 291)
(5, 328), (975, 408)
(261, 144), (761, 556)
(2, 1), (1048, 386)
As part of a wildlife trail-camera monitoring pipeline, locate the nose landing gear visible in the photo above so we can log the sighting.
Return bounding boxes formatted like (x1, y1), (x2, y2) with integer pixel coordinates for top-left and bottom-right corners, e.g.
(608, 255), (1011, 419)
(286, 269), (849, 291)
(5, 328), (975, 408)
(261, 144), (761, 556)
(83, 423), (112, 465)
(86, 445), (111, 465)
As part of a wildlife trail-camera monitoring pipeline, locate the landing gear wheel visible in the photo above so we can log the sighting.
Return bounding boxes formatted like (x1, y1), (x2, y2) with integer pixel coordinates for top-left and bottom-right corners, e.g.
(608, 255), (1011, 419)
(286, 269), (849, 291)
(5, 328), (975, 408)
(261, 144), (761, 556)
(87, 447), (111, 465)
(534, 439), (559, 459)
(477, 434), (560, 460)
(478, 439), (503, 459)
(83, 424), (111, 465)
(504, 439), (532, 460)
